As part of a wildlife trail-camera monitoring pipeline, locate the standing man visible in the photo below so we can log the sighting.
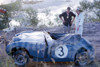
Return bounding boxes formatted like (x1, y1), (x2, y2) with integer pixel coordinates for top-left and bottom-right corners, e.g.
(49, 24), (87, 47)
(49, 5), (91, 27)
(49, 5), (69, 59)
(75, 7), (85, 36)
(59, 7), (76, 33)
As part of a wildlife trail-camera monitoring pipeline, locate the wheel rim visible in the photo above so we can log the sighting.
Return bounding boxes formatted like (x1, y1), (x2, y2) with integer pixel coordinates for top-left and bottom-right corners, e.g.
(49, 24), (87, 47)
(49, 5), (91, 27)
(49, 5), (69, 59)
(15, 54), (27, 65)
(76, 52), (89, 65)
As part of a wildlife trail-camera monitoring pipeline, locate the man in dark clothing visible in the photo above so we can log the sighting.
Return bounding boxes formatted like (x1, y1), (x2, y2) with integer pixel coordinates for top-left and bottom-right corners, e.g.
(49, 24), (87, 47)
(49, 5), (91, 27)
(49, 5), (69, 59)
(59, 7), (76, 33)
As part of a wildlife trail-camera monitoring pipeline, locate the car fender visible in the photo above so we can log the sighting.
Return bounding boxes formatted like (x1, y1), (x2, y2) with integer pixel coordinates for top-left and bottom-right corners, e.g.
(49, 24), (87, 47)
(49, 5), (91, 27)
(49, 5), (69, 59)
(6, 42), (46, 58)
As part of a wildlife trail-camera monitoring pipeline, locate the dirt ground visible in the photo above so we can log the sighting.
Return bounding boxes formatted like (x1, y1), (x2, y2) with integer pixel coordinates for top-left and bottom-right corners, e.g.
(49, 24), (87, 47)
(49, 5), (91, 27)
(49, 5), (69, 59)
(0, 22), (100, 67)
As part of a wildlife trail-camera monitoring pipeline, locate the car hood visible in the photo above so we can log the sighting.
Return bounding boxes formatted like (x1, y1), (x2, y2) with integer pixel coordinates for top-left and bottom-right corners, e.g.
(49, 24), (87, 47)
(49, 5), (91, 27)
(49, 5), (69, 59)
(13, 31), (45, 43)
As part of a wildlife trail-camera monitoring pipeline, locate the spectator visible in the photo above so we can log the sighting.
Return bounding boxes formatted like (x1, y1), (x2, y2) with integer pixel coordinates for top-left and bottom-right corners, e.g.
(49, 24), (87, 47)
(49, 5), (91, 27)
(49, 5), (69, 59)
(59, 7), (76, 33)
(75, 7), (85, 36)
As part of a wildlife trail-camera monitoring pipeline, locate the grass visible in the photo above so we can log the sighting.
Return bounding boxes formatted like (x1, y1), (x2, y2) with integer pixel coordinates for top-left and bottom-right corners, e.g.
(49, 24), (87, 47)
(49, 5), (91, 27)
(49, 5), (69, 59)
(0, 35), (15, 67)
(0, 41), (16, 67)
(0, 52), (15, 67)
(92, 18), (100, 22)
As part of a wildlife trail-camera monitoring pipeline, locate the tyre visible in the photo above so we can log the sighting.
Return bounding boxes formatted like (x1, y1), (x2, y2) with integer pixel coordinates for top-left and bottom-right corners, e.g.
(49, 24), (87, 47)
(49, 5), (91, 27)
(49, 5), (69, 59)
(13, 50), (29, 66)
(75, 51), (90, 66)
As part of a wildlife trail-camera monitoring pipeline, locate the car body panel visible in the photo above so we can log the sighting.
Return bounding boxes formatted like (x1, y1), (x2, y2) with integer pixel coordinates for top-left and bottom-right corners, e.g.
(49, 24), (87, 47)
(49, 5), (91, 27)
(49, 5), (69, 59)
(6, 31), (95, 62)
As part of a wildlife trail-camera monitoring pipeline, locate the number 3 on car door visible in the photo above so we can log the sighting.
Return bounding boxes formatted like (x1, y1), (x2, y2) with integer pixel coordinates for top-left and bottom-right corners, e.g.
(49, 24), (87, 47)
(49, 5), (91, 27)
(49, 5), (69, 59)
(58, 47), (64, 56)
(55, 45), (68, 58)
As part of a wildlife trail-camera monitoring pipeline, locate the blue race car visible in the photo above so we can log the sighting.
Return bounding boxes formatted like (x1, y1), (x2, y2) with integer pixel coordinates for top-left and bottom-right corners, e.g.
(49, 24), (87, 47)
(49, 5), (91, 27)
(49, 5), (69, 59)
(6, 31), (95, 66)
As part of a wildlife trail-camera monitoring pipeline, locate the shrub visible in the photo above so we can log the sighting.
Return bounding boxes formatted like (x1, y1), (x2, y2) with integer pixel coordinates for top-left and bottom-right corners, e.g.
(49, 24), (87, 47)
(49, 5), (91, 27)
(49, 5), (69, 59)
(22, 8), (39, 27)
(0, 1), (21, 11)
(0, 1), (21, 30)
(0, 10), (8, 30)
(80, 0), (92, 10)
(79, 0), (100, 22)
(0, 0), (21, 17)
(55, 14), (62, 26)
(0, 1), (39, 28)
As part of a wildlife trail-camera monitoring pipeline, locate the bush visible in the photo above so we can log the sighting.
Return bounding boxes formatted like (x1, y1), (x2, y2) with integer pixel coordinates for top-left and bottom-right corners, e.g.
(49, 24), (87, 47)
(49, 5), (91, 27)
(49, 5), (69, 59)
(0, 0), (21, 17)
(0, 22), (6, 30)
(0, 1), (22, 30)
(22, 8), (39, 27)
(55, 14), (62, 26)
(79, 0), (100, 22)
(0, 1), (39, 28)
(80, 0), (92, 10)
(93, 0), (100, 19)
(0, 10), (8, 30)
(0, 1), (21, 11)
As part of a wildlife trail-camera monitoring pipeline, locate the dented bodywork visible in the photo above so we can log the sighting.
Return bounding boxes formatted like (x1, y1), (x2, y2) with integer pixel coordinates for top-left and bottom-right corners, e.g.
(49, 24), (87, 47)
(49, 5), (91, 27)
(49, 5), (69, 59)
(6, 31), (94, 63)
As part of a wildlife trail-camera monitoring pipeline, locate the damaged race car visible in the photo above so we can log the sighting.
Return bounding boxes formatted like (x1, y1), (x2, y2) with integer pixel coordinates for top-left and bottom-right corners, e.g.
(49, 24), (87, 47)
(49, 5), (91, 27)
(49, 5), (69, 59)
(6, 31), (95, 66)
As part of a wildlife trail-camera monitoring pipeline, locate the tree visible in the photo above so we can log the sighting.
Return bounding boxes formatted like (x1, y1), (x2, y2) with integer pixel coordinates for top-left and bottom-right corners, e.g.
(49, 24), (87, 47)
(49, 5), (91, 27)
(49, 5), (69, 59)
(0, 1), (21, 17)
(92, 0), (100, 19)
(80, 0), (92, 10)
(24, 8), (39, 26)
(79, 0), (100, 21)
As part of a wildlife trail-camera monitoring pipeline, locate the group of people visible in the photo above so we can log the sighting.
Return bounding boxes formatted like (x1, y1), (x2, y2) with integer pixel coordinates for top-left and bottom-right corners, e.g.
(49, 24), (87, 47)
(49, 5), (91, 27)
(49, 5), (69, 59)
(59, 7), (84, 36)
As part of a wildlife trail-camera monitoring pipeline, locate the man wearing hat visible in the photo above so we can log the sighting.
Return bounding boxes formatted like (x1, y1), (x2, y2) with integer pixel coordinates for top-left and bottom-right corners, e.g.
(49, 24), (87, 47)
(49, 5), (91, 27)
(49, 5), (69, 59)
(59, 7), (76, 33)
(75, 7), (85, 36)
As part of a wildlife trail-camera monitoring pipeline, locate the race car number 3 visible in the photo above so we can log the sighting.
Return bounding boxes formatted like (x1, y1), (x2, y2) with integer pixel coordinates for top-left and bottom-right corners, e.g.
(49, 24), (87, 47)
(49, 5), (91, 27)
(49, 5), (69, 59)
(55, 45), (68, 58)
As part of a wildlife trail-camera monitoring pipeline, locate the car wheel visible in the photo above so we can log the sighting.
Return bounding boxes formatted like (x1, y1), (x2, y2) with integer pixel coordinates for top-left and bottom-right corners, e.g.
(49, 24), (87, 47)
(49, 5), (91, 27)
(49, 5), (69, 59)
(75, 51), (89, 66)
(13, 50), (29, 66)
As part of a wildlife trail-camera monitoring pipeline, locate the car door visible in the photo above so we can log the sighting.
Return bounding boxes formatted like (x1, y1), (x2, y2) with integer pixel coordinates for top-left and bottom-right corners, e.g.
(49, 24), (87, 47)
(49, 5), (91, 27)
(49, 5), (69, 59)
(44, 32), (55, 57)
